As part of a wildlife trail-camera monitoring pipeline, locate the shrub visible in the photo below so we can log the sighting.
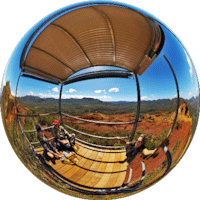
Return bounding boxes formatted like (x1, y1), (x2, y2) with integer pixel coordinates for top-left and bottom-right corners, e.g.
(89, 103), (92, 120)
(175, 121), (180, 130)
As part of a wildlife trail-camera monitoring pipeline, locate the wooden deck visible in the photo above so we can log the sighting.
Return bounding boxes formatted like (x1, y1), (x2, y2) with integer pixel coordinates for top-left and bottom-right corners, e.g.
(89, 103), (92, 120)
(34, 142), (127, 189)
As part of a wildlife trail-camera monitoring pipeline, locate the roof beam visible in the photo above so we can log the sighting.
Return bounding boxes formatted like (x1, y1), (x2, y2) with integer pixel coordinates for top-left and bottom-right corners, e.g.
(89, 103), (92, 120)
(64, 70), (133, 85)
(22, 65), (62, 83)
(21, 73), (60, 85)
(50, 23), (92, 67)
(31, 46), (75, 73)
(92, 6), (116, 64)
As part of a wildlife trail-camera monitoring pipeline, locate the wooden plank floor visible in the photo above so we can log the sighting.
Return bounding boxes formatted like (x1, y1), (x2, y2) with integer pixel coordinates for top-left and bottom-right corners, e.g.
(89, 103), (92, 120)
(34, 142), (127, 189)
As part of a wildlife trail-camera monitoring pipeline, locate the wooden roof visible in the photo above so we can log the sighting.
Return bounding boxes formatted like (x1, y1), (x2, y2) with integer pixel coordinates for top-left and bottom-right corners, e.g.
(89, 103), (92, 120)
(22, 5), (162, 83)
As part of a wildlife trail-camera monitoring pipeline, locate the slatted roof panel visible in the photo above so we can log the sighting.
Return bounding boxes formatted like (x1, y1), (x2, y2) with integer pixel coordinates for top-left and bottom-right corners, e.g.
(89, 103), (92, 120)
(23, 5), (162, 82)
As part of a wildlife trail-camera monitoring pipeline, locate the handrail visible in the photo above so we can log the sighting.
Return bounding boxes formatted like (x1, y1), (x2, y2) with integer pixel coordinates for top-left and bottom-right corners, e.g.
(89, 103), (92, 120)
(17, 112), (59, 117)
(76, 138), (125, 149)
(31, 137), (54, 145)
(18, 119), (33, 148)
(64, 124), (128, 140)
(62, 112), (135, 125)
(23, 125), (54, 133)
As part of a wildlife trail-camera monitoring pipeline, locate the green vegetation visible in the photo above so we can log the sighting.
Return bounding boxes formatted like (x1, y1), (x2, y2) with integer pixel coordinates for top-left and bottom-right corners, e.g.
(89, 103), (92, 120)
(171, 139), (181, 158)
(146, 128), (169, 149)
(142, 165), (164, 185)
(175, 121), (180, 130)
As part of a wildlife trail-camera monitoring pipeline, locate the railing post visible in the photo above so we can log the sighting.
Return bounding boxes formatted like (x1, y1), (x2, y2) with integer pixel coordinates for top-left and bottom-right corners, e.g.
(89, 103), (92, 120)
(164, 55), (180, 138)
(15, 70), (22, 115)
(130, 72), (141, 141)
(59, 82), (64, 125)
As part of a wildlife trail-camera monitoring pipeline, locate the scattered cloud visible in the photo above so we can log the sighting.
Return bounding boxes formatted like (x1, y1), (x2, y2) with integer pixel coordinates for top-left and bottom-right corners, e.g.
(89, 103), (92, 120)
(52, 87), (59, 92)
(109, 88), (119, 93)
(184, 49), (193, 84)
(188, 92), (192, 96)
(66, 88), (77, 93)
(95, 90), (102, 93)
(189, 68), (193, 84)
(29, 91), (34, 96)
(35, 93), (112, 100)
(11, 91), (16, 97)
(141, 96), (148, 100)
(2, 74), (6, 86)
(95, 89), (106, 94)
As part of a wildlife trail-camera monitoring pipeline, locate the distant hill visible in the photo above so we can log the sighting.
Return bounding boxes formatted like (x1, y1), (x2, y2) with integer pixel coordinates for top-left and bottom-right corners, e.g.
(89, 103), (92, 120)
(16, 95), (198, 116)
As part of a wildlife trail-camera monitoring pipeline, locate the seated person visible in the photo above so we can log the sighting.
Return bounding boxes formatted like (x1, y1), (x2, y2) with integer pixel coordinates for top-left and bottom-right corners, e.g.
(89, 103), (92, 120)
(115, 134), (157, 165)
(51, 120), (76, 151)
(35, 124), (61, 163)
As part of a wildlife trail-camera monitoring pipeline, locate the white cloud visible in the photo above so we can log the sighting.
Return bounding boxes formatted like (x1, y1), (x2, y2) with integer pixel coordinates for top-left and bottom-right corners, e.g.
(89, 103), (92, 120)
(62, 94), (111, 100)
(95, 89), (107, 94)
(95, 90), (102, 93)
(38, 93), (58, 99)
(11, 91), (16, 97)
(99, 95), (112, 99)
(67, 88), (77, 93)
(3, 75), (6, 86)
(52, 87), (59, 92)
(141, 96), (148, 100)
(109, 88), (119, 93)
(29, 91), (34, 96)
(35, 93), (112, 100)
(188, 92), (192, 96)
(184, 49), (193, 84)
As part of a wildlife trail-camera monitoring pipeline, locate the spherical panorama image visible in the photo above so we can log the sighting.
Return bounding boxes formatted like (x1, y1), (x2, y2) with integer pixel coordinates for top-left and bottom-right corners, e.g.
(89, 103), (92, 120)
(1, 1), (199, 199)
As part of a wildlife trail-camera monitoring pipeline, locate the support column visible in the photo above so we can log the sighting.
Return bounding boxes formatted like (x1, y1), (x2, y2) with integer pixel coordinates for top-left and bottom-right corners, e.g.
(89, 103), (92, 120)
(130, 72), (141, 141)
(164, 55), (180, 138)
(15, 70), (22, 115)
(59, 82), (64, 125)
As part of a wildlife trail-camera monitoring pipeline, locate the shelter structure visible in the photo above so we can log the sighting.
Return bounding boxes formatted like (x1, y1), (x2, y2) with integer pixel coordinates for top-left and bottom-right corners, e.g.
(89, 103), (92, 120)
(13, 3), (179, 195)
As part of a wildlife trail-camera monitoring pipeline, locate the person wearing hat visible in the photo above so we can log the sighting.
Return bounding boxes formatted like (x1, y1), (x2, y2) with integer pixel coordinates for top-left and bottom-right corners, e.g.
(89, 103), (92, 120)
(35, 124), (61, 164)
(115, 134), (157, 165)
(51, 119), (76, 151)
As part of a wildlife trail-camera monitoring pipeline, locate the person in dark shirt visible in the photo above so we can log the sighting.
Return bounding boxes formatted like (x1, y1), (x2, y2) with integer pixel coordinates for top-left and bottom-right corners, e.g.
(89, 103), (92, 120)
(115, 134), (157, 165)
(36, 124), (61, 163)
(51, 120), (76, 151)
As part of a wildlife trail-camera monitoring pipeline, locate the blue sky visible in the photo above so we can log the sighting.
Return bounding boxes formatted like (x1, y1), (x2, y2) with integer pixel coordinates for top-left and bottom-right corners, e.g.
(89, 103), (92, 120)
(2, 23), (199, 102)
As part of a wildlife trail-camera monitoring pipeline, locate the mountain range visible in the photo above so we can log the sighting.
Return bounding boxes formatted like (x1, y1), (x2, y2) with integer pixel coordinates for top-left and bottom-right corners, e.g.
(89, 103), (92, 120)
(17, 95), (199, 116)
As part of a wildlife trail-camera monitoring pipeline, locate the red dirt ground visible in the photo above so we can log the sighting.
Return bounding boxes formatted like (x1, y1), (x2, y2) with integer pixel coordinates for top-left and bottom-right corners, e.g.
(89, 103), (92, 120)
(123, 120), (192, 185)
(63, 112), (172, 136)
